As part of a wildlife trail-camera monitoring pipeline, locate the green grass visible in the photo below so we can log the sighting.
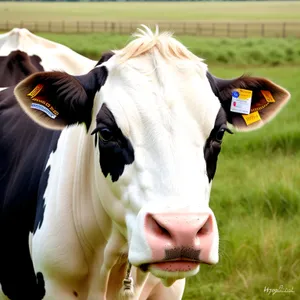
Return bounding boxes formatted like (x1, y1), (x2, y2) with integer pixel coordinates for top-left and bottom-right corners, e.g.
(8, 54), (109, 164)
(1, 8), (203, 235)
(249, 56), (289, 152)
(0, 1), (299, 22)
(183, 65), (300, 299)
(38, 33), (300, 66)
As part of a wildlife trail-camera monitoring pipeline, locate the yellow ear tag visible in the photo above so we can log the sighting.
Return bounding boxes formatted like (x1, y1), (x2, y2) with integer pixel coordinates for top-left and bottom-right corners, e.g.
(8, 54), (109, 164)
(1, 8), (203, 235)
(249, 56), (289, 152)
(27, 84), (44, 98)
(242, 111), (261, 126)
(261, 90), (276, 103)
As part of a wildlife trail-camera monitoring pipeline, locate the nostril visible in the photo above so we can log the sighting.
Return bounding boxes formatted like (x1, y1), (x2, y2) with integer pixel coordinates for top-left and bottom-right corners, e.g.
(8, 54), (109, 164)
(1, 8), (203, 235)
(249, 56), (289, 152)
(154, 219), (172, 238)
(197, 215), (212, 237)
(146, 214), (172, 239)
(152, 218), (172, 238)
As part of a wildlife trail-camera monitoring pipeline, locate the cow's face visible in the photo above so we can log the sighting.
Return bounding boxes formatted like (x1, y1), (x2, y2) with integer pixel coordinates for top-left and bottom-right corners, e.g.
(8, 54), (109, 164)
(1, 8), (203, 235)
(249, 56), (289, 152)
(15, 27), (290, 284)
(92, 52), (224, 281)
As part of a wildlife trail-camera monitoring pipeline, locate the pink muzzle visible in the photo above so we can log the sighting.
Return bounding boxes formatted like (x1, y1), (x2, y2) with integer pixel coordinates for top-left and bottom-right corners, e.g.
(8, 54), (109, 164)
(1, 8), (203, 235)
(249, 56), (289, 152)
(144, 212), (217, 272)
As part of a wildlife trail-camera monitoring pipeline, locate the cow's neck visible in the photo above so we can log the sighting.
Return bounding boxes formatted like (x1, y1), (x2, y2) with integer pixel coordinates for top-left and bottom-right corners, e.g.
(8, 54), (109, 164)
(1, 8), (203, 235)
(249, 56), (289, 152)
(49, 125), (155, 298)
(53, 125), (134, 297)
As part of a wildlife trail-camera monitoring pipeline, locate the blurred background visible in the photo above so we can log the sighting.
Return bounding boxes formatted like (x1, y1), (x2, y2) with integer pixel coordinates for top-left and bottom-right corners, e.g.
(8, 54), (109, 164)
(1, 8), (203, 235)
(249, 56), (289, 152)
(0, 1), (299, 299)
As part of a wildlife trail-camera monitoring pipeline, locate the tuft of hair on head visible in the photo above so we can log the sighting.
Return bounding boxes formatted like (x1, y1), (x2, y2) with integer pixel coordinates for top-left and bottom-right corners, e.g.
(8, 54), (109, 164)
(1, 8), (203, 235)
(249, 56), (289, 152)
(117, 24), (203, 63)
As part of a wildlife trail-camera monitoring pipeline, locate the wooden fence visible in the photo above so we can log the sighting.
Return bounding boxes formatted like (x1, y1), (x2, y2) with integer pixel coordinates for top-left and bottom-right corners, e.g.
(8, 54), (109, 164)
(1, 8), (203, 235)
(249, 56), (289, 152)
(0, 21), (300, 38)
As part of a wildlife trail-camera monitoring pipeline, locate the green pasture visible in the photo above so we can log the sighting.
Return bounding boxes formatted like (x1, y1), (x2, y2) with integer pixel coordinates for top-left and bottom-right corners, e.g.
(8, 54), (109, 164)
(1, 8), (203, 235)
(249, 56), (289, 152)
(40, 32), (300, 66)
(0, 1), (300, 22)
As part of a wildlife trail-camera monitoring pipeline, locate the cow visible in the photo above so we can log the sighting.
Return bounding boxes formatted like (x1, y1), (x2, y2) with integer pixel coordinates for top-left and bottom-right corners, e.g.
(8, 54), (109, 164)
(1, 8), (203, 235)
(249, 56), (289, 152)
(0, 26), (290, 300)
(0, 28), (96, 87)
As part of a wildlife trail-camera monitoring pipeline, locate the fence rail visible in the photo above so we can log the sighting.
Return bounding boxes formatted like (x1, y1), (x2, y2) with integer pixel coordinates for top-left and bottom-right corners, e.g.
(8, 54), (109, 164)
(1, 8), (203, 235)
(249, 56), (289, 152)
(1, 21), (300, 38)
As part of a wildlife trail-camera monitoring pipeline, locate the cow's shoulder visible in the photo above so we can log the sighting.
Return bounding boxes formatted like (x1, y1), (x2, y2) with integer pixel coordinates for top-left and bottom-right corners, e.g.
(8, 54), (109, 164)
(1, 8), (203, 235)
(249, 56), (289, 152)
(0, 86), (60, 298)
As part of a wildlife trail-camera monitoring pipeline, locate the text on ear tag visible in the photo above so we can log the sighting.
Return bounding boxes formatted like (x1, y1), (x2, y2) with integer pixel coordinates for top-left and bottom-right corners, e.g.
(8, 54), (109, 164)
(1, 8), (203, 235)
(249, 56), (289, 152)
(242, 111), (261, 125)
(261, 90), (276, 103)
(27, 84), (44, 98)
(27, 83), (59, 119)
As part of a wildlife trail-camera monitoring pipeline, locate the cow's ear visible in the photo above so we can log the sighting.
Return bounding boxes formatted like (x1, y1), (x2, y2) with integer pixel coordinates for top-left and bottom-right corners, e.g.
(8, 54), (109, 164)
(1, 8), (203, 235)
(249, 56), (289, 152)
(14, 67), (108, 130)
(207, 73), (290, 131)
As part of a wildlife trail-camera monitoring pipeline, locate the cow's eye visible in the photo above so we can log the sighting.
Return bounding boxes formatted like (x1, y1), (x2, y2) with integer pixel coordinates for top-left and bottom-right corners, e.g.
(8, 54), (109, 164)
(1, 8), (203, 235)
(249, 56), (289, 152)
(91, 127), (114, 142)
(216, 128), (225, 142)
(215, 125), (232, 143)
(99, 128), (113, 142)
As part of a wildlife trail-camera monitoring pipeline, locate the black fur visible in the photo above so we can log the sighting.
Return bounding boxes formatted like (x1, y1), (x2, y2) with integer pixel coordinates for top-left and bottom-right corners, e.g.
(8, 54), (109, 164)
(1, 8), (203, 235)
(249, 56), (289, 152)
(0, 52), (114, 299)
(203, 108), (229, 182)
(0, 87), (58, 300)
(93, 104), (135, 182)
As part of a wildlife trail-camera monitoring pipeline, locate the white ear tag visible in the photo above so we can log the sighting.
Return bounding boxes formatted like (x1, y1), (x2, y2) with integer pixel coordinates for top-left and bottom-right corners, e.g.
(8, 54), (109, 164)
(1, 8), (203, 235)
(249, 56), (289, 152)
(31, 103), (58, 119)
(230, 89), (252, 115)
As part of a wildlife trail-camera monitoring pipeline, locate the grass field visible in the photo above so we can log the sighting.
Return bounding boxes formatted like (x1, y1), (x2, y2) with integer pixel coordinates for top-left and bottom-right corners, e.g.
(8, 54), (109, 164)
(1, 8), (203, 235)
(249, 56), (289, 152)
(39, 32), (300, 66)
(0, 1), (300, 22)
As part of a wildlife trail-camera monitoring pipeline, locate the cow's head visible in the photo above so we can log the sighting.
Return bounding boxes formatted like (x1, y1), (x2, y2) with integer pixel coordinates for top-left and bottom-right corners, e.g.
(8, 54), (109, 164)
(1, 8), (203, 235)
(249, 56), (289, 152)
(15, 27), (290, 284)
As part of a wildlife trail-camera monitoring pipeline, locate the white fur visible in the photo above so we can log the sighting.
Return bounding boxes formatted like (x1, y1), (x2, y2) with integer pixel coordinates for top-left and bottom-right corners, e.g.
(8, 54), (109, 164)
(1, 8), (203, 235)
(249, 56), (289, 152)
(99, 35), (221, 268)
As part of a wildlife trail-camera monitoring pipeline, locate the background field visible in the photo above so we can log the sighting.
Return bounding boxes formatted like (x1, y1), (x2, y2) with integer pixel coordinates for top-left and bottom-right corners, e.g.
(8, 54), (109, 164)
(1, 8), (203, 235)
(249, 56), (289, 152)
(2, 1), (300, 299)
(39, 32), (300, 66)
(0, 1), (300, 21)
(1, 2), (299, 38)
(0, 1), (300, 22)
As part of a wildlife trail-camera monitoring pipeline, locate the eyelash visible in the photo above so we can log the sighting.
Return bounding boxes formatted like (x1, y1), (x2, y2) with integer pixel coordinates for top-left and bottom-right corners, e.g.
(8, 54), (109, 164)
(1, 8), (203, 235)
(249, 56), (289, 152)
(91, 127), (114, 143)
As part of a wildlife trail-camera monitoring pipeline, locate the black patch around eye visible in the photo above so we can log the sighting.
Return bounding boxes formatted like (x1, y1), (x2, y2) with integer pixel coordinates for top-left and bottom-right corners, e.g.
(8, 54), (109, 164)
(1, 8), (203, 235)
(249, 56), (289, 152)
(204, 139), (221, 182)
(204, 107), (228, 182)
(94, 104), (134, 182)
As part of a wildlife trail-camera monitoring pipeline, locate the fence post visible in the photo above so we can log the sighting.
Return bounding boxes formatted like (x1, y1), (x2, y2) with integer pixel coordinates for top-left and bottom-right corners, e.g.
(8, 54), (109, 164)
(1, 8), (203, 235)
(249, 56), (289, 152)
(112, 22), (115, 34)
(212, 23), (215, 36)
(261, 23), (265, 37)
(196, 23), (201, 36)
(227, 23), (230, 37)
(62, 21), (65, 33)
(130, 22), (133, 33)
(35, 22), (38, 33)
(91, 21), (94, 33)
(77, 21), (80, 33)
(282, 22), (286, 38)
(48, 21), (51, 33)
(6, 20), (9, 31)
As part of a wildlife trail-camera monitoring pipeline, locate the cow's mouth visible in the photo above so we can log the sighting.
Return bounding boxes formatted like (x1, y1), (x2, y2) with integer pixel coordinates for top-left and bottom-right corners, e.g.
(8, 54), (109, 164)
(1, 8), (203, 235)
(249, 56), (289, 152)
(140, 258), (201, 282)
(150, 259), (199, 272)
